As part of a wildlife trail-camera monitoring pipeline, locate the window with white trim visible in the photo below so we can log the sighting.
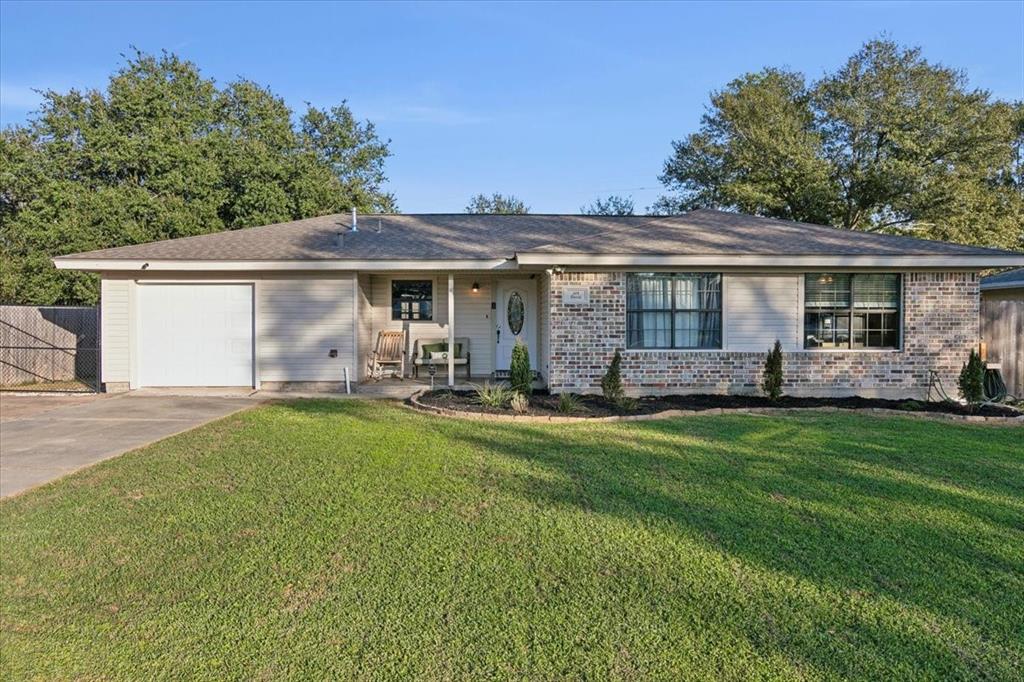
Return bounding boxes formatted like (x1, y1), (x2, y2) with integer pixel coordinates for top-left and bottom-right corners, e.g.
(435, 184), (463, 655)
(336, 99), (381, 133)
(804, 273), (901, 349)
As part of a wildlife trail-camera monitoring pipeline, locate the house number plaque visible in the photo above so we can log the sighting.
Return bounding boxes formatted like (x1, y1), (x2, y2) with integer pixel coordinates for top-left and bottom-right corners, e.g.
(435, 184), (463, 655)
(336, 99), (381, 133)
(563, 286), (590, 304)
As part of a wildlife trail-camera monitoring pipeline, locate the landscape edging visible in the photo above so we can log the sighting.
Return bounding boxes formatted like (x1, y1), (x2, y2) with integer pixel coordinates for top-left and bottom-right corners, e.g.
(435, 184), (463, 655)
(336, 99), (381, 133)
(407, 391), (1024, 426)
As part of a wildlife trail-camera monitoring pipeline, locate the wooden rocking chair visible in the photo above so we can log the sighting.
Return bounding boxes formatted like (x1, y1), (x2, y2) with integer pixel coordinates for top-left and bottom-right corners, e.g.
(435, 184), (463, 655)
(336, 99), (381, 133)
(367, 330), (406, 381)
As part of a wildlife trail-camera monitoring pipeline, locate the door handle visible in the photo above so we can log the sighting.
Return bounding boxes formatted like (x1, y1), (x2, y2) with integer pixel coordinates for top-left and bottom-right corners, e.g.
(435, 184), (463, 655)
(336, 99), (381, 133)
(496, 327), (500, 343)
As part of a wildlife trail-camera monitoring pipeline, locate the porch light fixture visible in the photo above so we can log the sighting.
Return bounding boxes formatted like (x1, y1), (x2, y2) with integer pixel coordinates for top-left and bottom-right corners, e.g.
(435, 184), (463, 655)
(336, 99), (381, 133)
(471, 281), (480, 292)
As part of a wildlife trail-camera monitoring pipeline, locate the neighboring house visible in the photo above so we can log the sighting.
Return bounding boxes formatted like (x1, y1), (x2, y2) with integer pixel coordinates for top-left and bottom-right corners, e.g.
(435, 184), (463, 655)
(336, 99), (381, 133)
(980, 268), (1023, 398)
(53, 210), (1024, 399)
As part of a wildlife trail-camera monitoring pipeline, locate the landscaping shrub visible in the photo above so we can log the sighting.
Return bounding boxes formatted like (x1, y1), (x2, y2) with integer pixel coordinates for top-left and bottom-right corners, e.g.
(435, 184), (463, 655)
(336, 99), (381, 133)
(762, 339), (784, 402)
(509, 392), (530, 414)
(614, 396), (638, 413)
(958, 349), (986, 411)
(509, 341), (532, 396)
(473, 382), (513, 408)
(601, 350), (625, 404)
(556, 392), (586, 414)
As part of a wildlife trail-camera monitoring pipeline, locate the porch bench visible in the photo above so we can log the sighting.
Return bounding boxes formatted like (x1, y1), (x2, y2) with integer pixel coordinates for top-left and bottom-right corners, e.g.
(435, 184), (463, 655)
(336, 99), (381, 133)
(412, 337), (471, 379)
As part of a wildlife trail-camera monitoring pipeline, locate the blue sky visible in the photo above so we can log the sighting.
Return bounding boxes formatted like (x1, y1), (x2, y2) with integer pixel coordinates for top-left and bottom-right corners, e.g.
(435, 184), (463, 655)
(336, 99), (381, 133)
(2, 1), (1022, 213)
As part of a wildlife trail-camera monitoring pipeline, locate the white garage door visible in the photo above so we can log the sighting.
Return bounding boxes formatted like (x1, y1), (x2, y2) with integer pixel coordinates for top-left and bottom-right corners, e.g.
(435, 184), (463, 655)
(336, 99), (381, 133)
(137, 284), (254, 387)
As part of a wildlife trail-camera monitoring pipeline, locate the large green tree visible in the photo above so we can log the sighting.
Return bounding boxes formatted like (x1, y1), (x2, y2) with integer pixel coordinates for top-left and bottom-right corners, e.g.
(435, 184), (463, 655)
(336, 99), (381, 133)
(465, 193), (530, 214)
(654, 40), (1024, 249)
(0, 50), (396, 304)
(581, 195), (635, 215)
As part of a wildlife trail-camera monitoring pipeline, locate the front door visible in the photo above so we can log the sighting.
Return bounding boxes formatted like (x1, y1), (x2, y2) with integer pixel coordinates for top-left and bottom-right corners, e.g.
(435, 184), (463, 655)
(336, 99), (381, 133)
(495, 279), (537, 371)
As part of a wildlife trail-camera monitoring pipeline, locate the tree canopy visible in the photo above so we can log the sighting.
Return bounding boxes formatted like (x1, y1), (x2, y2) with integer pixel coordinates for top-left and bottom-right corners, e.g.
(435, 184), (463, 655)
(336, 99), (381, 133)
(581, 195), (635, 215)
(0, 50), (396, 304)
(465, 193), (529, 214)
(654, 39), (1024, 249)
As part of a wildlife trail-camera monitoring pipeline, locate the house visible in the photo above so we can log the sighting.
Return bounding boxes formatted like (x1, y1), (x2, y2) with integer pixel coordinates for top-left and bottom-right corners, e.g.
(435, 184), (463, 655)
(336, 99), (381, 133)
(53, 210), (1024, 399)
(980, 268), (1023, 398)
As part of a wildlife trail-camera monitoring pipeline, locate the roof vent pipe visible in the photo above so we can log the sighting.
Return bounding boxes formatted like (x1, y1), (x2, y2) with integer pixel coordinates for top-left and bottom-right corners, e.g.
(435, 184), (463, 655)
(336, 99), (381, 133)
(351, 207), (358, 232)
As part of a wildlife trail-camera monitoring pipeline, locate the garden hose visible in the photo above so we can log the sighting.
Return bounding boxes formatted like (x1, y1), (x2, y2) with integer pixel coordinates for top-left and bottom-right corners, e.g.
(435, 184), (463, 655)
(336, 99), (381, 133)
(983, 367), (1009, 403)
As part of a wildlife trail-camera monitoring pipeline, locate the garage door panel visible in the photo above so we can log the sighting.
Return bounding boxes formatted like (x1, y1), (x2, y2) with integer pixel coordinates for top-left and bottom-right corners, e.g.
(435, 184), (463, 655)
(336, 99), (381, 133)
(138, 285), (253, 387)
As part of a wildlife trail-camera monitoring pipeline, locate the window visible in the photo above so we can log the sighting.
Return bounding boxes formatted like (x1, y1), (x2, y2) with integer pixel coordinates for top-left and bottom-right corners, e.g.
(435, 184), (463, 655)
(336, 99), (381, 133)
(391, 279), (433, 321)
(804, 274), (900, 349)
(626, 273), (722, 349)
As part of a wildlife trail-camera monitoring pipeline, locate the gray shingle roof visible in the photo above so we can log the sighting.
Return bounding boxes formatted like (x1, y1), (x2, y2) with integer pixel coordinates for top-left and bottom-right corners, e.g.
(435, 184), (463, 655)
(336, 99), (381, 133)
(55, 209), (1022, 262)
(981, 267), (1024, 289)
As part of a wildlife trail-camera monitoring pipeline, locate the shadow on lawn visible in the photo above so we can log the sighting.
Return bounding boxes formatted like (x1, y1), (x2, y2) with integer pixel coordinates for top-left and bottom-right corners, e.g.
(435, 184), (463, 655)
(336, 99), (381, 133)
(451, 414), (1023, 676)
(280, 400), (1024, 676)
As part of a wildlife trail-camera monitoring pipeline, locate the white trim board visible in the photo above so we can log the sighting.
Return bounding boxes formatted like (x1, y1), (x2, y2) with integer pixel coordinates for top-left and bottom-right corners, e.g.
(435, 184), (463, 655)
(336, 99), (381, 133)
(55, 258), (516, 272)
(520, 254), (1024, 268)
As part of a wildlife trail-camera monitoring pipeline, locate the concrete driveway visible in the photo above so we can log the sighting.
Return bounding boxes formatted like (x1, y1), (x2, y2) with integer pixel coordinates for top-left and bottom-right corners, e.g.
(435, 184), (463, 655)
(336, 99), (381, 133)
(0, 393), (256, 498)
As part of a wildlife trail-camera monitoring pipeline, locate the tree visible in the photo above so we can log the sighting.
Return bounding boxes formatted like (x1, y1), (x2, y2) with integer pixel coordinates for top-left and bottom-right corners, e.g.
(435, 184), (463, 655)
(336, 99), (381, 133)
(465, 193), (529, 214)
(0, 49), (396, 305)
(655, 39), (1024, 249)
(580, 195), (635, 215)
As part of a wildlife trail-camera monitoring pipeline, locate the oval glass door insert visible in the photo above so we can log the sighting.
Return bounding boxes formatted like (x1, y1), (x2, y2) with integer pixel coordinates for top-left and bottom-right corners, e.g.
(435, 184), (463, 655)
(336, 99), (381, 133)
(507, 291), (525, 335)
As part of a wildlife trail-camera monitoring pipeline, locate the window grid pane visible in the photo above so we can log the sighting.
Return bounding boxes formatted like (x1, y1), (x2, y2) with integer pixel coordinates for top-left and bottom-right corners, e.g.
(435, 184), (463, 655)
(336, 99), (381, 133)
(391, 280), (433, 321)
(804, 274), (900, 349)
(626, 273), (721, 349)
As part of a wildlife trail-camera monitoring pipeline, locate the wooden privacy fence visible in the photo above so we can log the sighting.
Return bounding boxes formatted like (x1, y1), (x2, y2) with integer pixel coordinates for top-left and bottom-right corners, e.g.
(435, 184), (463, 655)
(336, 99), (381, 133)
(0, 305), (100, 392)
(981, 295), (1023, 399)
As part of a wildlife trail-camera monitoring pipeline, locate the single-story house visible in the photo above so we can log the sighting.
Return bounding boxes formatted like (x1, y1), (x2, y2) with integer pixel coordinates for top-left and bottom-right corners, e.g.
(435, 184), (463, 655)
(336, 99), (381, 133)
(980, 267), (1023, 398)
(53, 209), (1024, 399)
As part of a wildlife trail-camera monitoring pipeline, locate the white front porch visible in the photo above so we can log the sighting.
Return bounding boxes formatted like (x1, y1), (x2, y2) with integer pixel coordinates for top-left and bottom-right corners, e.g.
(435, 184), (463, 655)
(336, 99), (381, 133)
(355, 271), (548, 389)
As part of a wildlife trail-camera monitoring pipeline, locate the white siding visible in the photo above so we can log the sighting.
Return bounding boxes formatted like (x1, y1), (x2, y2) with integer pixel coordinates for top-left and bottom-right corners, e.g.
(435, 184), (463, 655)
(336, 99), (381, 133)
(356, 274), (374, 381)
(257, 276), (356, 382)
(369, 274), (494, 376)
(724, 274), (801, 351)
(100, 278), (130, 383)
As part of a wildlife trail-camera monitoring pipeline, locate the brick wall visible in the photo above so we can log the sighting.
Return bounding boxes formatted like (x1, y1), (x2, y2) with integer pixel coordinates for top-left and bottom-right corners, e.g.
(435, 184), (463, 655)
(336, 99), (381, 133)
(547, 271), (979, 399)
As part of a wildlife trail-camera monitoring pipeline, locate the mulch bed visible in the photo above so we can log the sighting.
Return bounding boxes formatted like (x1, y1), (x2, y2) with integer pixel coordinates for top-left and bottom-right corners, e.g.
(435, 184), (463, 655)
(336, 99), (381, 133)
(415, 389), (1023, 419)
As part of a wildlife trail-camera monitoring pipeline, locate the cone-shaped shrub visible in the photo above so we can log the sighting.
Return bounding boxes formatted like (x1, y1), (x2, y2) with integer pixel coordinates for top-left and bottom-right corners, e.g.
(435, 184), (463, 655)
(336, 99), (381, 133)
(762, 339), (784, 402)
(958, 349), (986, 412)
(509, 340), (532, 396)
(601, 350), (625, 404)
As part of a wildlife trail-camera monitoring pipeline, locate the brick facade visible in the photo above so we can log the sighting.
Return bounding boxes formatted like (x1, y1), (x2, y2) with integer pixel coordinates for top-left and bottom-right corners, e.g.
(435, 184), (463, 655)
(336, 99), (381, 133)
(547, 271), (979, 399)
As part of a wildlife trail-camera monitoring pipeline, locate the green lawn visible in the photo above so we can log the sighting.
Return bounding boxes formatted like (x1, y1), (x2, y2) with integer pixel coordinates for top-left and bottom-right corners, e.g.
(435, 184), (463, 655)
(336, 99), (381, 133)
(2, 401), (1022, 680)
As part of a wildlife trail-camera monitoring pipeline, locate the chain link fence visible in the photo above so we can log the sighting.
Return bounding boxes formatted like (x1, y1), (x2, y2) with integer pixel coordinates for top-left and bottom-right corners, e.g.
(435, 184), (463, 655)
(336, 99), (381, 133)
(1, 305), (100, 392)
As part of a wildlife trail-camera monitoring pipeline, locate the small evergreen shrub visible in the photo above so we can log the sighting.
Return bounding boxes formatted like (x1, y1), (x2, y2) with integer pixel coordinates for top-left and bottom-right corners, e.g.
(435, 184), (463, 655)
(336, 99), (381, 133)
(556, 392), (585, 414)
(601, 350), (625, 404)
(509, 392), (530, 414)
(509, 341), (532, 396)
(899, 400), (924, 412)
(614, 396), (638, 413)
(473, 382), (513, 408)
(958, 349), (986, 412)
(761, 339), (784, 402)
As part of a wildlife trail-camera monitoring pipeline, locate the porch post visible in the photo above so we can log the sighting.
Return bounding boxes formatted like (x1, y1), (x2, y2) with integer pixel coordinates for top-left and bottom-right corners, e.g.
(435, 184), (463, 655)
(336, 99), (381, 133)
(447, 273), (455, 387)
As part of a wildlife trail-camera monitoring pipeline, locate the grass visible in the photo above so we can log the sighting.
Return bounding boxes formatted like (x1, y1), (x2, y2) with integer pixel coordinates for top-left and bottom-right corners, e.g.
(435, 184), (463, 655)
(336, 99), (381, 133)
(1, 400), (1022, 680)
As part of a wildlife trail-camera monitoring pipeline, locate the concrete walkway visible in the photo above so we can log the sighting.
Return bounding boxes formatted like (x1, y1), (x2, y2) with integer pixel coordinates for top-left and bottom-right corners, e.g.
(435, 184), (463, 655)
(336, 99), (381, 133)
(0, 393), (256, 498)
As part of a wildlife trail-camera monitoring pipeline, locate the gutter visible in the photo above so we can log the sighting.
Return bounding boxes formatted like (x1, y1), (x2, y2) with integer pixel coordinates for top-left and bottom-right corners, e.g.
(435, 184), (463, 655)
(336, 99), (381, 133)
(515, 252), (1024, 269)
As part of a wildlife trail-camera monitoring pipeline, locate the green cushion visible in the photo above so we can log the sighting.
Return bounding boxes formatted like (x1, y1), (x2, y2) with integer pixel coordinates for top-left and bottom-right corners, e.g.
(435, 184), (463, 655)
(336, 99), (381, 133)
(421, 342), (445, 358)
(420, 342), (465, 359)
